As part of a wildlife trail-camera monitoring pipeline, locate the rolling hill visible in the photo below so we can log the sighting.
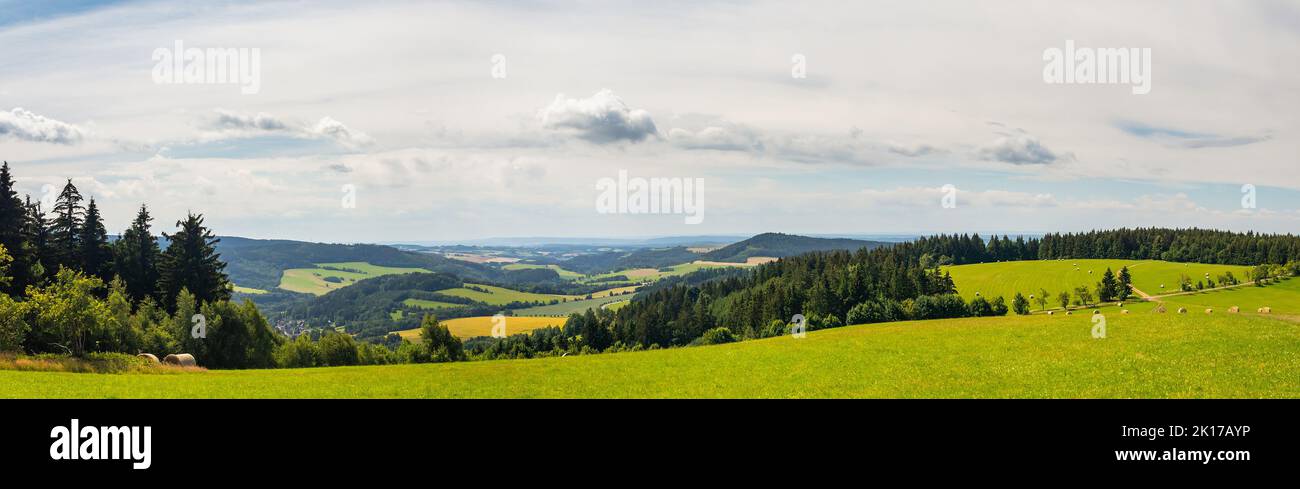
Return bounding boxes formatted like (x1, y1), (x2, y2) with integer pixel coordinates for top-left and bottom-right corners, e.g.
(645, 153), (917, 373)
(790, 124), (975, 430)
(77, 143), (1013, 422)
(701, 232), (888, 263)
(216, 237), (499, 291)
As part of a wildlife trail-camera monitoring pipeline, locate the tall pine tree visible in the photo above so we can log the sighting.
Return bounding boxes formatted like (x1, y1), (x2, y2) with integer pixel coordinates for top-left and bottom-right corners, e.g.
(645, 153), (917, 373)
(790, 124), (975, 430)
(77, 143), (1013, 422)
(77, 197), (114, 283)
(48, 179), (84, 272)
(157, 213), (230, 310)
(113, 204), (162, 304)
(0, 162), (37, 295)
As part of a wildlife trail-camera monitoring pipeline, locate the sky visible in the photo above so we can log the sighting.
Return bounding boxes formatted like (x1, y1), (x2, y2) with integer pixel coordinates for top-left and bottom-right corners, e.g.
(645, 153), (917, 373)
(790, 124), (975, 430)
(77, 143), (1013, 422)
(0, 0), (1297, 243)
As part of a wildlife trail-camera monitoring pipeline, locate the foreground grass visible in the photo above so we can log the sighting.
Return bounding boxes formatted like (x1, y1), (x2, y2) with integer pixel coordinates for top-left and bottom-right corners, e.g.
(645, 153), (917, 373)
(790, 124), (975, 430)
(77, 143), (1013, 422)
(4, 312), (1298, 398)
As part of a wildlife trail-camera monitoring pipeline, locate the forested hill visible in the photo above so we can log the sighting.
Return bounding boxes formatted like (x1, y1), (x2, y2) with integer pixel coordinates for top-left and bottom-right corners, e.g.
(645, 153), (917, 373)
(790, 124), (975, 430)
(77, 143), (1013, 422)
(701, 233), (888, 262)
(216, 237), (499, 290)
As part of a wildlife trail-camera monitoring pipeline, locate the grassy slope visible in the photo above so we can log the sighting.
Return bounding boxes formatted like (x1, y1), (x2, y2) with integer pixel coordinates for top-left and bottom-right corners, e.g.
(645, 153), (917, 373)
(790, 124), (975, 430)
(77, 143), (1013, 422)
(513, 295), (633, 316)
(5, 312), (1297, 398)
(396, 316), (568, 340)
(438, 284), (579, 305)
(1161, 277), (1300, 315)
(278, 262), (429, 295)
(945, 259), (1254, 308)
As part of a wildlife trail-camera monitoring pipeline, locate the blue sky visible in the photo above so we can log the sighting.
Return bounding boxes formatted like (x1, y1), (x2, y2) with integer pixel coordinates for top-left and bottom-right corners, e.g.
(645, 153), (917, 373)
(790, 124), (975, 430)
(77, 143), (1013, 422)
(0, 0), (1297, 242)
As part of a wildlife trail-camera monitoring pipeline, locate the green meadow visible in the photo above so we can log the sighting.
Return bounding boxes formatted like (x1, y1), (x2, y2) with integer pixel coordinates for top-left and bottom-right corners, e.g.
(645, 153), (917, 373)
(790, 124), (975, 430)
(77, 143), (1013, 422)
(438, 283), (579, 306)
(278, 261), (430, 295)
(945, 259), (1254, 307)
(4, 312), (1297, 398)
(502, 263), (585, 280)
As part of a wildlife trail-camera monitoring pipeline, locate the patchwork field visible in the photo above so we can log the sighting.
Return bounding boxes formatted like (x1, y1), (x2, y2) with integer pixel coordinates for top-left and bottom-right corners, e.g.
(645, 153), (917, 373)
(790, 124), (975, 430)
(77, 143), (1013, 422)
(514, 295), (633, 316)
(6, 312), (1298, 398)
(401, 298), (465, 310)
(278, 262), (430, 295)
(232, 285), (268, 295)
(395, 316), (568, 340)
(583, 262), (744, 284)
(438, 283), (579, 305)
(944, 259), (1254, 309)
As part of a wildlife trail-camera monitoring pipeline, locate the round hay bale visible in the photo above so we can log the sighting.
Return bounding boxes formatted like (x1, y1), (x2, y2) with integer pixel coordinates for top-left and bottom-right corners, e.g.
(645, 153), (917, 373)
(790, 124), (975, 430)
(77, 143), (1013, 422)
(1177, 307), (1187, 314)
(1046, 311), (1054, 315)
(137, 353), (160, 364)
(1205, 308), (1213, 314)
(1260, 307), (1272, 314)
(163, 353), (196, 367)
(1065, 311), (1073, 315)
(1121, 309), (1130, 314)
(1228, 306), (1240, 313)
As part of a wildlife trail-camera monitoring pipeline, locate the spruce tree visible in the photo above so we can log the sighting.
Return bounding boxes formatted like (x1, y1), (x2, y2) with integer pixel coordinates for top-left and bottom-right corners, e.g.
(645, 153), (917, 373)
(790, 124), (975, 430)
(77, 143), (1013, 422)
(78, 198), (114, 283)
(48, 179), (84, 271)
(0, 162), (36, 295)
(113, 204), (162, 304)
(157, 213), (230, 310)
(24, 196), (53, 285)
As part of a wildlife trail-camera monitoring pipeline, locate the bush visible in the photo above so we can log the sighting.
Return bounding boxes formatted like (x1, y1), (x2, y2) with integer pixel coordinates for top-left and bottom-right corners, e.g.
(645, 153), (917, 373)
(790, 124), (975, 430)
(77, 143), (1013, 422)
(0, 295), (28, 352)
(989, 296), (1009, 316)
(317, 331), (359, 366)
(967, 296), (993, 317)
(1012, 293), (1031, 315)
(696, 327), (737, 345)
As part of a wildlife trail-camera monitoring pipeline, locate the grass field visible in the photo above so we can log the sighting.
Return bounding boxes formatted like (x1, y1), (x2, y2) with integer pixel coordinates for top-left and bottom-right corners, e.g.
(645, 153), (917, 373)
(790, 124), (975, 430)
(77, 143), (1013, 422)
(401, 298), (465, 310)
(437, 283), (579, 306)
(1161, 277), (1300, 315)
(944, 259), (1254, 309)
(5, 311), (1298, 398)
(395, 316), (568, 340)
(232, 285), (268, 294)
(514, 295), (633, 316)
(583, 262), (741, 284)
(278, 262), (429, 295)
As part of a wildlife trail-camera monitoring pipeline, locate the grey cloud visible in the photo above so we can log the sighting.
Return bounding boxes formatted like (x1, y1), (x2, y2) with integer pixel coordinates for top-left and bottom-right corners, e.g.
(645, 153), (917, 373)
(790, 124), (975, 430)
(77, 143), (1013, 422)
(0, 107), (84, 144)
(538, 90), (658, 143)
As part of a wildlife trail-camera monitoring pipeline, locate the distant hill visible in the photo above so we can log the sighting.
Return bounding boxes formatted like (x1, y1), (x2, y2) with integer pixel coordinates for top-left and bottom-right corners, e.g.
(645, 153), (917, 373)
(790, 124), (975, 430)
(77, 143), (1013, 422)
(701, 233), (888, 263)
(560, 247), (701, 274)
(216, 237), (499, 291)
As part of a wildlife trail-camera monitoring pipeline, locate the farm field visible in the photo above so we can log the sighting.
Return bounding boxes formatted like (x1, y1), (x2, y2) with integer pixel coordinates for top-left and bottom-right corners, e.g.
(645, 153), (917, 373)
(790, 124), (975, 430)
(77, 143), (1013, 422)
(395, 316), (567, 340)
(6, 312), (1298, 398)
(944, 259), (1254, 309)
(438, 283), (579, 305)
(402, 298), (465, 310)
(583, 261), (744, 284)
(278, 261), (430, 295)
(232, 285), (268, 294)
(514, 294), (634, 316)
(1160, 277), (1300, 315)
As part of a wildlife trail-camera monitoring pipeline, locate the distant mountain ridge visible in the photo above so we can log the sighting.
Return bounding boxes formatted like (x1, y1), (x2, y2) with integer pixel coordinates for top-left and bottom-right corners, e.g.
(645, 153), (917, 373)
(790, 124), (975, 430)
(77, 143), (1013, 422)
(701, 232), (888, 262)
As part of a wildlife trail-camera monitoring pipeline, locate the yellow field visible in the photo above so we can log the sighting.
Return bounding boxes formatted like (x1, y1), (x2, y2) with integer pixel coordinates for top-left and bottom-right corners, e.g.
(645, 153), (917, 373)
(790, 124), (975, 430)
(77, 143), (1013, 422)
(396, 316), (568, 340)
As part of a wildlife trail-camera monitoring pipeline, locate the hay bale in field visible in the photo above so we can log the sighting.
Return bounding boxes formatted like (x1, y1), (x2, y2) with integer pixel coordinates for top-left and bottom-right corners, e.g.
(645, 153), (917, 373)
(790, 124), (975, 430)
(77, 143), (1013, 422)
(137, 353), (159, 364)
(1177, 307), (1187, 314)
(1228, 306), (1240, 313)
(1093, 310), (1101, 315)
(1121, 310), (1130, 314)
(1152, 304), (1166, 313)
(1065, 311), (1073, 315)
(1258, 307), (1272, 314)
(1046, 311), (1054, 315)
(163, 353), (196, 367)
(1205, 308), (1213, 314)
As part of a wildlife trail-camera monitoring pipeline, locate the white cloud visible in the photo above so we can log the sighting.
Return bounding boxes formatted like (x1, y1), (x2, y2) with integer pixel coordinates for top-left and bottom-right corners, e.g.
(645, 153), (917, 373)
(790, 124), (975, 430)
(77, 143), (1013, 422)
(0, 107), (84, 144)
(539, 89), (658, 143)
(201, 110), (372, 149)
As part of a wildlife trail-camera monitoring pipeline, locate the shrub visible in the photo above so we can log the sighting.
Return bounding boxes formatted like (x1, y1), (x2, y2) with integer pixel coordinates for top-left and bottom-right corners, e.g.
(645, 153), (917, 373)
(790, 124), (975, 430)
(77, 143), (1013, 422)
(697, 327), (737, 345)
